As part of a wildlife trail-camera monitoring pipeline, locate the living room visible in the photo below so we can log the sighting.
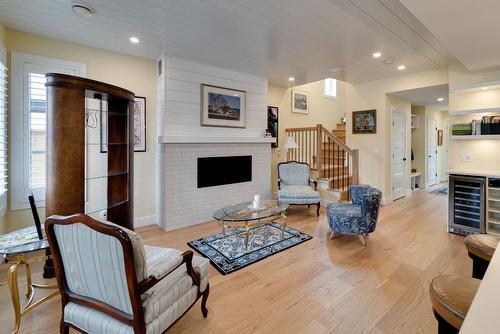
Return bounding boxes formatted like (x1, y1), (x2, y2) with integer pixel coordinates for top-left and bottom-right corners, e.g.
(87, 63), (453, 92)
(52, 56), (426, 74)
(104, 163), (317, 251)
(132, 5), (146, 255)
(0, 1), (500, 334)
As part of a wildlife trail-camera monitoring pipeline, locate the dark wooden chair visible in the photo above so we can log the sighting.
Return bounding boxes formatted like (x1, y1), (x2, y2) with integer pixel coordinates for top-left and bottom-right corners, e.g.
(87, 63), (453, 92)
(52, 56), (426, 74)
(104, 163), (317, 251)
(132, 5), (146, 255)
(45, 214), (210, 334)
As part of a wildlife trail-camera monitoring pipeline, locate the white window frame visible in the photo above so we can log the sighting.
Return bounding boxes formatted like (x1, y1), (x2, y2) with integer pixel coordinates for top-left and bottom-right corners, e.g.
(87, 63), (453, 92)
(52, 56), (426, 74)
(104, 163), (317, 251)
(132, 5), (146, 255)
(323, 78), (337, 99)
(0, 41), (7, 216)
(10, 52), (86, 210)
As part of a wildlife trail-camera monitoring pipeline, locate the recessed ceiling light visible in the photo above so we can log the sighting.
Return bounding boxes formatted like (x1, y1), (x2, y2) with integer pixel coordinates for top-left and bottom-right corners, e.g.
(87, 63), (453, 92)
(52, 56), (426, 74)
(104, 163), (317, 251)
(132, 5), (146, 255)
(288, 77), (295, 82)
(71, 3), (94, 17)
(372, 52), (382, 58)
(129, 36), (140, 44)
(437, 97), (444, 102)
(384, 58), (393, 65)
(398, 65), (406, 70)
(482, 87), (488, 90)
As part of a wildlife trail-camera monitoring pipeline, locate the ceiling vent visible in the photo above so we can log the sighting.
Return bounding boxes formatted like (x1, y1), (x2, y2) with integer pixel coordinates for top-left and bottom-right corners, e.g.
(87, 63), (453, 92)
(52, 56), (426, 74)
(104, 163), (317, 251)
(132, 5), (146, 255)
(71, 3), (95, 18)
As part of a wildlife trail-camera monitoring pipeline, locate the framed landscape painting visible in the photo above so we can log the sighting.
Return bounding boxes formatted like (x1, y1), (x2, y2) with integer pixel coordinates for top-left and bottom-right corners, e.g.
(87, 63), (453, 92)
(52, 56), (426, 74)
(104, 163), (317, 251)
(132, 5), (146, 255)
(292, 90), (309, 114)
(133, 96), (146, 152)
(353, 109), (376, 134)
(201, 84), (246, 128)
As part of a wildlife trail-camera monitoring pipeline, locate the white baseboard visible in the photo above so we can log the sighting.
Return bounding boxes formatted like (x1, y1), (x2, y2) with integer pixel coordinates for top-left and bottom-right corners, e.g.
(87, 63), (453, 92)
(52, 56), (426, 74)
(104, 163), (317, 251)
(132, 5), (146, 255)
(134, 215), (158, 228)
(382, 196), (392, 205)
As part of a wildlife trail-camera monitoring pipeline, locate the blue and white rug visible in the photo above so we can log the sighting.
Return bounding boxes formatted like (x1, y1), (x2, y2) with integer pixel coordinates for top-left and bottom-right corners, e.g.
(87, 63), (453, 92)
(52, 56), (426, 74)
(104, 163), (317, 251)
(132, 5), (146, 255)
(187, 222), (312, 275)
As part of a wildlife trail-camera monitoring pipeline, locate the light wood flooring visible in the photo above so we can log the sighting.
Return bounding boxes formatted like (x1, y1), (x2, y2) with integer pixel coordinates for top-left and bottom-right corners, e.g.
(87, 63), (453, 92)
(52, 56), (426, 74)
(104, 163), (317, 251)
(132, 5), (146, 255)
(0, 190), (470, 333)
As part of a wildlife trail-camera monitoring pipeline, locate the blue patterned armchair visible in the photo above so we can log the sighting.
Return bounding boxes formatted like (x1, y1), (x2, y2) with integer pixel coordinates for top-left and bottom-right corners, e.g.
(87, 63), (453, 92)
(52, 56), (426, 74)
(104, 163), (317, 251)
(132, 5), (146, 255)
(45, 214), (210, 334)
(277, 161), (320, 216)
(327, 185), (382, 246)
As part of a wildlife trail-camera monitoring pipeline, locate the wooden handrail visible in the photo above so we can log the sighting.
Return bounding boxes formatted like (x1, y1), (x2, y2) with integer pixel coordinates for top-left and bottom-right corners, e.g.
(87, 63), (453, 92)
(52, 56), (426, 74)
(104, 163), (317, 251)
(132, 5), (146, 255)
(320, 125), (353, 155)
(284, 123), (360, 196)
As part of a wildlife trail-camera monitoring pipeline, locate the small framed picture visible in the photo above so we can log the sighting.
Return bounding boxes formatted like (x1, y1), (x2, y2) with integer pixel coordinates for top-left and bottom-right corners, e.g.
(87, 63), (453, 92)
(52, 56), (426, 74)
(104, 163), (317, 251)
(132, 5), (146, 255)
(292, 90), (309, 114)
(352, 109), (377, 134)
(133, 96), (147, 152)
(201, 84), (246, 128)
(267, 106), (279, 148)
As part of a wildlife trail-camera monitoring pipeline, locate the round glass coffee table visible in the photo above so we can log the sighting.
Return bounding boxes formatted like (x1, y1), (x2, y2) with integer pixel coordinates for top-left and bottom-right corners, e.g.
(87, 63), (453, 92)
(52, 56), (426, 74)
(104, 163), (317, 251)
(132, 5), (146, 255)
(213, 200), (288, 252)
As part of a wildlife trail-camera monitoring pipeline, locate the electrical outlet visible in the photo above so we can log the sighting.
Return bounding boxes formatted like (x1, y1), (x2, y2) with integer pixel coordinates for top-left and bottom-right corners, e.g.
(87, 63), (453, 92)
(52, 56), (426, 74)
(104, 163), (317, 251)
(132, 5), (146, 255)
(460, 153), (472, 162)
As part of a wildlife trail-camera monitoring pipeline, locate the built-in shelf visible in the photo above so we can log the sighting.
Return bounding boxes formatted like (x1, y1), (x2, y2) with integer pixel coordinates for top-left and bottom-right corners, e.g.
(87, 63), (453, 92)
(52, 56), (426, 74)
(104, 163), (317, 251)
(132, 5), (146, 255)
(449, 107), (500, 115)
(450, 80), (500, 93)
(450, 135), (500, 140)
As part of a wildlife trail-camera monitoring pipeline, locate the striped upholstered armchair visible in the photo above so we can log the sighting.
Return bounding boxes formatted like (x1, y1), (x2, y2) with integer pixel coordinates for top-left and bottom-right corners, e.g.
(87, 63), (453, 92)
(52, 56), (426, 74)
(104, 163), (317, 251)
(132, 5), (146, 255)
(277, 161), (320, 216)
(45, 214), (209, 334)
(327, 185), (382, 246)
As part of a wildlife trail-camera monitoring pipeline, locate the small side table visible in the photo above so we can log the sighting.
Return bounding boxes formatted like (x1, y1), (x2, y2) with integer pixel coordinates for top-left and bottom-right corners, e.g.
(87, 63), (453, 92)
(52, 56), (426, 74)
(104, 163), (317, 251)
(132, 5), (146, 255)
(0, 226), (59, 334)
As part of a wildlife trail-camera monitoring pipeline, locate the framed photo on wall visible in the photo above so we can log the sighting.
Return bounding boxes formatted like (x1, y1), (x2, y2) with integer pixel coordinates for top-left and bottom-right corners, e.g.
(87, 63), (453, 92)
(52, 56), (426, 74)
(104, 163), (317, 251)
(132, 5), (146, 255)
(352, 109), (376, 134)
(201, 84), (246, 128)
(267, 106), (279, 148)
(133, 96), (147, 152)
(292, 90), (309, 114)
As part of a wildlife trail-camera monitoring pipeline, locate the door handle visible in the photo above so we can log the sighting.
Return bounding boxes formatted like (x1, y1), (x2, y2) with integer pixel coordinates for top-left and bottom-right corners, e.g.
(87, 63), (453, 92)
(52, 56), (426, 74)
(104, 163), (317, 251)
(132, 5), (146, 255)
(403, 158), (407, 161)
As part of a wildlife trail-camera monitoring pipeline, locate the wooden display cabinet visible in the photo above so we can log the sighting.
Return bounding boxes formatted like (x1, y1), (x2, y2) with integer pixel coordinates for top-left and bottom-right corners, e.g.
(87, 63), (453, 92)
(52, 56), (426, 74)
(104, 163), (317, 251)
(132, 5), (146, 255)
(45, 73), (135, 230)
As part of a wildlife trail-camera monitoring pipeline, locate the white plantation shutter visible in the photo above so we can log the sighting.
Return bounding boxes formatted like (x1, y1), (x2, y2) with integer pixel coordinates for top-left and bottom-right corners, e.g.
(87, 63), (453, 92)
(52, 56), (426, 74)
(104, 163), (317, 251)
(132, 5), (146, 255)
(28, 73), (47, 191)
(10, 52), (86, 210)
(0, 61), (7, 199)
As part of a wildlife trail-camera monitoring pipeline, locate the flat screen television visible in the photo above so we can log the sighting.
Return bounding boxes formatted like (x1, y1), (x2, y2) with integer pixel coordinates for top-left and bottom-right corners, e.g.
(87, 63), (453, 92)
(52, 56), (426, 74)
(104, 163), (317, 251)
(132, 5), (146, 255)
(197, 155), (252, 188)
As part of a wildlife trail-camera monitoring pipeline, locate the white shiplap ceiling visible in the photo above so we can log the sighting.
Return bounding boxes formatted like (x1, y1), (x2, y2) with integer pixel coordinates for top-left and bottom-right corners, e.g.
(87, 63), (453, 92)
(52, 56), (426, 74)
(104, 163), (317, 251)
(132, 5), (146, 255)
(0, 0), (453, 85)
(401, 0), (500, 72)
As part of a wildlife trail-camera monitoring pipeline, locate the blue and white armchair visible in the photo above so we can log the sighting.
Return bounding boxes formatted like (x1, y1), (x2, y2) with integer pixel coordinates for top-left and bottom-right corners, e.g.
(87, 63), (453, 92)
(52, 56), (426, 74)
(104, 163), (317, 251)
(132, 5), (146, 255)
(277, 161), (320, 217)
(327, 185), (382, 246)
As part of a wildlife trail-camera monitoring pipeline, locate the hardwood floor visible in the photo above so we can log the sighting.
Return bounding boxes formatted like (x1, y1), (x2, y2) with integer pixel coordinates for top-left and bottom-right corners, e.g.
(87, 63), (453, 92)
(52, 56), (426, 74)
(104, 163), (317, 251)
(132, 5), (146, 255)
(0, 190), (470, 333)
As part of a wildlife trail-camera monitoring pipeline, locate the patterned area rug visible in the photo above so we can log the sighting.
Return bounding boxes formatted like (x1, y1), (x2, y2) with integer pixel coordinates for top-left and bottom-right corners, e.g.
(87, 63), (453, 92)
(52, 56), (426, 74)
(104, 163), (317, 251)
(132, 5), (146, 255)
(187, 222), (312, 275)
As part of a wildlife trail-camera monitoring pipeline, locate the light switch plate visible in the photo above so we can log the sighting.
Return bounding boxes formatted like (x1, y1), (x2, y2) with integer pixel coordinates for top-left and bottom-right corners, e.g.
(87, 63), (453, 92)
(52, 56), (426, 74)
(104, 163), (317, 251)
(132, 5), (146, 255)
(460, 153), (472, 162)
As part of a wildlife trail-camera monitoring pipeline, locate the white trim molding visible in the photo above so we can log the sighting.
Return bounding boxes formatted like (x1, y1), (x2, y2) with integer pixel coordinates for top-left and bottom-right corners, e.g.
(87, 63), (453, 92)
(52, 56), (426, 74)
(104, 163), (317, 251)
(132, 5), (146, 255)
(10, 52), (86, 210)
(134, 215), (158, 228)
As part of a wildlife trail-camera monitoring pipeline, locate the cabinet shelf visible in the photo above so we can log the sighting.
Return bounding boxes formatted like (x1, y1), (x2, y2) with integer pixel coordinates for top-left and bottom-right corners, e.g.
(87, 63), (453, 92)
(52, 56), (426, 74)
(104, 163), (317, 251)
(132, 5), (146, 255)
(450, 135), (500, 140)
(449, 107), (500, 115)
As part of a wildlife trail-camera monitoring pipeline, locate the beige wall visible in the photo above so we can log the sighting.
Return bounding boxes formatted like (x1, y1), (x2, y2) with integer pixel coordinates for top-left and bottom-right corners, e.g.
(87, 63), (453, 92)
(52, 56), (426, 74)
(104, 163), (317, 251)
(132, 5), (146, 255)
(345, 67), (448, 200)
(1, 30), (157, 233)
(268, 79), (346, 194)
(0, 22), (5, 45)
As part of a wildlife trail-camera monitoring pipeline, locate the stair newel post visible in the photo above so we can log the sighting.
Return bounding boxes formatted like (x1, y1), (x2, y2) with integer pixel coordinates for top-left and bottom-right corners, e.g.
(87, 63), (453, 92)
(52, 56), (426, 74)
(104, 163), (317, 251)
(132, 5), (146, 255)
(352, 149), (359, 185)
(316, 124), (323, 172)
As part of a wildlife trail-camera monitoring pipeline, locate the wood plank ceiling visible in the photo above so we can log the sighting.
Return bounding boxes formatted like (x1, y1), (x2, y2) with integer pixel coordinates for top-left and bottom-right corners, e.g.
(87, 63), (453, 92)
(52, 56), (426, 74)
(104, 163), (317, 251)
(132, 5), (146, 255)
(0, 0), (453, 85)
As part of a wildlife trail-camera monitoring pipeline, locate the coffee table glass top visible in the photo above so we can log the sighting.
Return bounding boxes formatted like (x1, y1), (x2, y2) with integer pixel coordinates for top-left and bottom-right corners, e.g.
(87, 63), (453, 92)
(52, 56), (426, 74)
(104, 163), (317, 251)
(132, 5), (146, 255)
(213, 200), (288, 222)
(0, 226), (48, 256)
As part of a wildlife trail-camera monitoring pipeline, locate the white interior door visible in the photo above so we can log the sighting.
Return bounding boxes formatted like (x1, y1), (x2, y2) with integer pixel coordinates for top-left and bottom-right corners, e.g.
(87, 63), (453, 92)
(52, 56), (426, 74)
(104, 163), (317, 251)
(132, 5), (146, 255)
(392, 108), (407, 200)
(427, 118), (438, 187)
(443, 119), (449, 182)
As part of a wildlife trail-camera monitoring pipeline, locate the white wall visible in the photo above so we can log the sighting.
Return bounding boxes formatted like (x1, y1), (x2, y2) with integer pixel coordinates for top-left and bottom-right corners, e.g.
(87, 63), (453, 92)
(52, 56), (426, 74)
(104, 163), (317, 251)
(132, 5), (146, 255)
(157, 56), (271, 230)
(159, 56), (268, 138)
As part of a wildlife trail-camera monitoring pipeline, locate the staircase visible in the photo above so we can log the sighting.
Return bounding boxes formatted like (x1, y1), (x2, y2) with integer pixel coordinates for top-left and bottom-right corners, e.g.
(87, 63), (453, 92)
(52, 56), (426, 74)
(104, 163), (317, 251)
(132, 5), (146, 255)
(285, 120), (359, 201)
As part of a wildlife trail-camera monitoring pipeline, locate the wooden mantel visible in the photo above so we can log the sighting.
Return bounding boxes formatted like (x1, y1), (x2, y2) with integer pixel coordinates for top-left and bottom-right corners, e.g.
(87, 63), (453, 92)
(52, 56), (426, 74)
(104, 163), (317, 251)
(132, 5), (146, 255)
(158, 135), (276, 144)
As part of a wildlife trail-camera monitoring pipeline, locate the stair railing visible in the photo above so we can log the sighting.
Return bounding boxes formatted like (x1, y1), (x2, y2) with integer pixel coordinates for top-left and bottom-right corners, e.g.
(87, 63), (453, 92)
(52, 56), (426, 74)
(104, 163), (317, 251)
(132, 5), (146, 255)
(285, 124), (359, 192)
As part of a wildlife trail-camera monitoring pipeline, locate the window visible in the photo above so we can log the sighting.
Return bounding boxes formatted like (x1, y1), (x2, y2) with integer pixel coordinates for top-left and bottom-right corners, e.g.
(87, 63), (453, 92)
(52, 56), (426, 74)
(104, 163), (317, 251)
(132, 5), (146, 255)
(324, 78), (337, 99)
(10, 52), (86, 210)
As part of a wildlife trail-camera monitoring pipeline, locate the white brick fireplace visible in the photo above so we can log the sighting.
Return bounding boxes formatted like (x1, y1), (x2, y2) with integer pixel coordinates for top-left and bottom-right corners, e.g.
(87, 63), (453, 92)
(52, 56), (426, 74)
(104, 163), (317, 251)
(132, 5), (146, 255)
(156, 56), (274, 231)
(158, 141), (272, 231)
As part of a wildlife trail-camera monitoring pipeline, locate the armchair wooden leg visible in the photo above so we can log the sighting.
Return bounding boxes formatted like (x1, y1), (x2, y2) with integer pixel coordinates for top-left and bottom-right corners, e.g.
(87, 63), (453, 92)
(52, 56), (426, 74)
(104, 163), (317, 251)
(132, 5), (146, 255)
(60, 320), (69, 334)
(359, 234), (367, 247)
(201, 283), (209, 318)
(316, 203), (320, 217)
(330, 231), (342, 240)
